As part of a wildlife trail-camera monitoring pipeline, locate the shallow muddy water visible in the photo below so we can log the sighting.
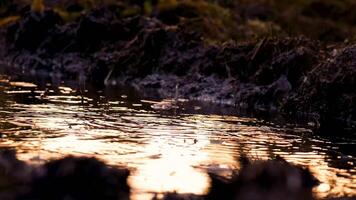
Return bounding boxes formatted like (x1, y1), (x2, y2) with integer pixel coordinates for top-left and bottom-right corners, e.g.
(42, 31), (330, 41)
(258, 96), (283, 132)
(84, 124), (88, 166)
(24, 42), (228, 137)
(0, 75), (355, 200)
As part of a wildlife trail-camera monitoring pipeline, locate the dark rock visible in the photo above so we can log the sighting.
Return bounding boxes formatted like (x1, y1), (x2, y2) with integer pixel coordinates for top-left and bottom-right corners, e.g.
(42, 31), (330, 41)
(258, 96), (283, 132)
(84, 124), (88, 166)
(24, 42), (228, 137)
(207, 156), (319, 200)
(19, 156), (130, 200)
(0, 150), (130, 200)
(0, 149), (36, 200)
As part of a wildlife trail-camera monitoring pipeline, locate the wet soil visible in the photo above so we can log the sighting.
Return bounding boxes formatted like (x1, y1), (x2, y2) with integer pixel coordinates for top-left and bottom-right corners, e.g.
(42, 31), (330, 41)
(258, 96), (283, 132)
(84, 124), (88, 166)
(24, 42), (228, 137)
(0, 7), (355, 134)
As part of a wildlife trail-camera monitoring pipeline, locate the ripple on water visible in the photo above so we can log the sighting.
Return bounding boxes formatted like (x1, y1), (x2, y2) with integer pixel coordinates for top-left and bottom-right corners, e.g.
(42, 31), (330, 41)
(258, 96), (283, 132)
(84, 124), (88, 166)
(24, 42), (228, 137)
(0, 77), (355, 199)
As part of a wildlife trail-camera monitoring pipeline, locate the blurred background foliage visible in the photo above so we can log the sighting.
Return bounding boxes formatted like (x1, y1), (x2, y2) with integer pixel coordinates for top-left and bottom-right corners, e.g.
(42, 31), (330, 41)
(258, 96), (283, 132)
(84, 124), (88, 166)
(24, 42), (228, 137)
(0, 0), (355, 43)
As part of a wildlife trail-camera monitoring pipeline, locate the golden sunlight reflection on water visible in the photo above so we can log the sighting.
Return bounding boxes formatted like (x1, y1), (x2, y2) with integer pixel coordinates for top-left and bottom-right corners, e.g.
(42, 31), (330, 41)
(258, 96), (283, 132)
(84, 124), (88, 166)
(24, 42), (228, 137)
(0, 79), (355, 200)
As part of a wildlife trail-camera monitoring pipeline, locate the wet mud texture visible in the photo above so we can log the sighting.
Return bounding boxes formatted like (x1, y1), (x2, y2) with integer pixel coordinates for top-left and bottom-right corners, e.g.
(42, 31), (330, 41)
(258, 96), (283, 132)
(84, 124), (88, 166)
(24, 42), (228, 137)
(0, 150), (321, 200)
(1, 7), (356, 133)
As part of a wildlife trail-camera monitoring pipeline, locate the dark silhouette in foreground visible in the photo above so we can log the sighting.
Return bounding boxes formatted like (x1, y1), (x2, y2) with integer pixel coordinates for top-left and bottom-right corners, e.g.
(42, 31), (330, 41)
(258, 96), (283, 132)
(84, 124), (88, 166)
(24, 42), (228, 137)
(19, 156), (131, 200)
(0, 149), (328, 200)
(0, 149), (130, 200)
(207, 156), (319, 200)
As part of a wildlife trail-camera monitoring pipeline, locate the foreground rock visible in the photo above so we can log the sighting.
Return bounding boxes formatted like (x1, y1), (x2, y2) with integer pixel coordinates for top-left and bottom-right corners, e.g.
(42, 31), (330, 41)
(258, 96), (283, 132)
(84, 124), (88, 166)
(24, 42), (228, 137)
(0, 149), (36, 200)
(0, 7), (355, 133)
(0, 150), (130, 200)
(0, 150), (322, 200)
(207, 156), (319, 200)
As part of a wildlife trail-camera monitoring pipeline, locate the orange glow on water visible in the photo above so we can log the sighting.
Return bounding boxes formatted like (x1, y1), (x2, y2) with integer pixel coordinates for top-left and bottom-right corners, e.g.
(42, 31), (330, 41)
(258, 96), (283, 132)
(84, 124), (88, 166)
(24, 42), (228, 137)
(0, 79), (355, 199)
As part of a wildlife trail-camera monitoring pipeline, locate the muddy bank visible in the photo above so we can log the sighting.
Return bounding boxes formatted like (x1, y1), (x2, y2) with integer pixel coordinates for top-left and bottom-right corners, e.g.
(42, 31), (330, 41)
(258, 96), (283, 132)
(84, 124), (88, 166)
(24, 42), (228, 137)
(0, 150), (322, 200)
(0, 7), (355, 133)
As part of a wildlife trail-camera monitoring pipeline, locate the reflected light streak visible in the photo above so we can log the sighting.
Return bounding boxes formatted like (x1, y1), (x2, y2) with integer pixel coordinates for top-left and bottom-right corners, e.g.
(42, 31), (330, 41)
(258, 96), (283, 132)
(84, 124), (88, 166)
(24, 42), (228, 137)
(0, 82), (354, 199)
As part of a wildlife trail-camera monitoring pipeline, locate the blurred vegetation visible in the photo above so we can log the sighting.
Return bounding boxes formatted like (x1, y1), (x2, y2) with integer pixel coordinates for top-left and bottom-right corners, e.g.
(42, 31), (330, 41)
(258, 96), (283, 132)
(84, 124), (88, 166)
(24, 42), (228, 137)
(31, 0), (44, 13)
(0, 0), (355, 43)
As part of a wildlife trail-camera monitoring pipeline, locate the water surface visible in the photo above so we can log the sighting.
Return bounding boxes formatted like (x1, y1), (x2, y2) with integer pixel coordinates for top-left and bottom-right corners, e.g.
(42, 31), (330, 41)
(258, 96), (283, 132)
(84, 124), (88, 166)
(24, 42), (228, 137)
(0, 76), (355, 199)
